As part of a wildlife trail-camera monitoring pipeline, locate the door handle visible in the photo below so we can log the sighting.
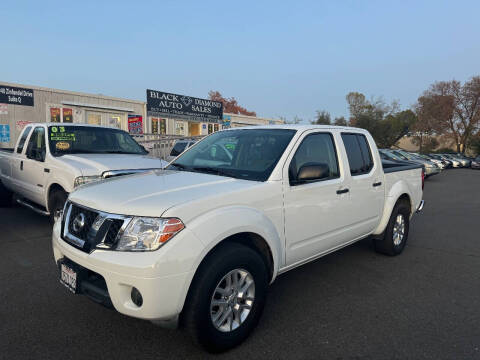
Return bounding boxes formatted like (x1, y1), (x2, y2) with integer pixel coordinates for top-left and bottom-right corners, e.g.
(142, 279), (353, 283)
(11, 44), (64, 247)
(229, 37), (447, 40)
(20, 161), (23, 171)
(336, 188), (349, 195)
(372, 182), (382, 187)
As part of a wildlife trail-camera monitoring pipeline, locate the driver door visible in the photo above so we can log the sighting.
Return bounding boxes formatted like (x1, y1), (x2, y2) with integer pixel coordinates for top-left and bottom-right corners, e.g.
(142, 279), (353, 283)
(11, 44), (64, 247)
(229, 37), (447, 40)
(283, 130), (351, 266)
(22, 126), (48, 205)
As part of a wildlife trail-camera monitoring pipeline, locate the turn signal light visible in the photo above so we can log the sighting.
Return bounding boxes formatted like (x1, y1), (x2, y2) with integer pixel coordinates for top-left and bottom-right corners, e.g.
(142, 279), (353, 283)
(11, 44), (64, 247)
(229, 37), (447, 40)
(159, 218), (185, 243)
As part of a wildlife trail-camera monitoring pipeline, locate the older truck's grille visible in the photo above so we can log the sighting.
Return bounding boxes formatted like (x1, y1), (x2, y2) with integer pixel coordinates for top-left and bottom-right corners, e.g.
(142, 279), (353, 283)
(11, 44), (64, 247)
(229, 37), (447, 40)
(62, 202), (128, 253)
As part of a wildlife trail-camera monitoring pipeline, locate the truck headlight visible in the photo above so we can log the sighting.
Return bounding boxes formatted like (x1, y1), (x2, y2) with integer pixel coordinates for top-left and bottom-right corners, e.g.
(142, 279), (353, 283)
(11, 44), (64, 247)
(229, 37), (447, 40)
(74, 175), (102, 188)
(115, 217), (185, 251)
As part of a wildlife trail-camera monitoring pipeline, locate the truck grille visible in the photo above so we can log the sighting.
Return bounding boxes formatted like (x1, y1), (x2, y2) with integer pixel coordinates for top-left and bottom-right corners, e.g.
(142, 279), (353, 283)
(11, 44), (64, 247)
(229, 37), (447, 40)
(62, 202), (130, 253)
(67, 204), (98, 241)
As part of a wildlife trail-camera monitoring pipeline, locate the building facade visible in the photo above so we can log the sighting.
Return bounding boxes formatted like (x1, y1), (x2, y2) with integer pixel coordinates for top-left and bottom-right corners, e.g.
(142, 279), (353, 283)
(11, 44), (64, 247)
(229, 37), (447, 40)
(0, 81), (284, 148)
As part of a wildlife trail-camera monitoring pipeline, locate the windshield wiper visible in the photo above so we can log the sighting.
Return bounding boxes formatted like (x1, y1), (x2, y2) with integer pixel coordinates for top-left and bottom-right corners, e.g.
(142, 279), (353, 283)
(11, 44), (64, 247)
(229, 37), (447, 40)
(169, 163), (189, 171)
(191, 166), (236, 178)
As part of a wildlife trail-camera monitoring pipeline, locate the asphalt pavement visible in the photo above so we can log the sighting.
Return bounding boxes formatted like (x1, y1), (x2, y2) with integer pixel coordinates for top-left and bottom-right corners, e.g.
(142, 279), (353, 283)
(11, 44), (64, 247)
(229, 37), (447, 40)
(1, 169), (479, 359)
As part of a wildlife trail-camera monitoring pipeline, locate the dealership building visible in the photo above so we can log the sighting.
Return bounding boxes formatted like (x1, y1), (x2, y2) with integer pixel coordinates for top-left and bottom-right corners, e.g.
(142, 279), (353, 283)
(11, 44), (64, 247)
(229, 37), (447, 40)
(0, 81), (284, 148)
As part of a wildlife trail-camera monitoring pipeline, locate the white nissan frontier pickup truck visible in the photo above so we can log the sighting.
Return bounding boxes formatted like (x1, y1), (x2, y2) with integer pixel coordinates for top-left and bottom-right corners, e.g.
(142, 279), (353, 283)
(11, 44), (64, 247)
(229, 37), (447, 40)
(52, 125), (424, 352)
(0, 123), (167, 222)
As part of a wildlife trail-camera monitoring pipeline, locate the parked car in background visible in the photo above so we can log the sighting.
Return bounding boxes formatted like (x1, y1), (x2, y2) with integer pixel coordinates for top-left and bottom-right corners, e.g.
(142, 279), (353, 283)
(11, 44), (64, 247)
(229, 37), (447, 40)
(415, 153), (446, 169)
(0, 123), (168, 221)
(379, 149), (400, 161)
(442, 154), (469, 168)
(53, 125), (424, 352)
(471, 155), (480, 169)
(437, 154), (461, 168)
(428, 154), (453, 168)
(166, 139), (197, 162)
(392, 150), (440, 177)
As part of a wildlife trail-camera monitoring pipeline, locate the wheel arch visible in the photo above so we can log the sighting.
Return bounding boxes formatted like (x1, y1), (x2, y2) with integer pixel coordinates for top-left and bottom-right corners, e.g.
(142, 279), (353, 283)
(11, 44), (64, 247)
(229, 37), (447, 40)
(46, 182), (68, 212)
(373, 186), (412, 236)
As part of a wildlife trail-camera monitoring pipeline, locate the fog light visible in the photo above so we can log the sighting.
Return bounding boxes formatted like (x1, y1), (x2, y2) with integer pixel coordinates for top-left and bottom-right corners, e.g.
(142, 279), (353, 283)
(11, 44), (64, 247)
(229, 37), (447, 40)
(131, 287), (143, 307)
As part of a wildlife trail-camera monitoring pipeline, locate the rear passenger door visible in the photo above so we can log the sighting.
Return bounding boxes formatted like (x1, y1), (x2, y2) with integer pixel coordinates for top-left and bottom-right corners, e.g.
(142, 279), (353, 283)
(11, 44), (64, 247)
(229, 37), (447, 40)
(340, 132), (383, 238)
(284, 131), (352, 266)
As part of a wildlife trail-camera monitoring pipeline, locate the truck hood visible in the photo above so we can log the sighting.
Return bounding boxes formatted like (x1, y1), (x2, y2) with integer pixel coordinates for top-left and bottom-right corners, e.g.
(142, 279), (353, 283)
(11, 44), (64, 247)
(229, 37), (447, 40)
(58, 153), (168, 175)
(69, 170), (260, 217)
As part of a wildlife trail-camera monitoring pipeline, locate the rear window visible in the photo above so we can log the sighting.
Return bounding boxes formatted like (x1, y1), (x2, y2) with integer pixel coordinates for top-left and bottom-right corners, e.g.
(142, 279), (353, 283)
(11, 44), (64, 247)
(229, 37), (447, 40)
(341, 133), (374, 175)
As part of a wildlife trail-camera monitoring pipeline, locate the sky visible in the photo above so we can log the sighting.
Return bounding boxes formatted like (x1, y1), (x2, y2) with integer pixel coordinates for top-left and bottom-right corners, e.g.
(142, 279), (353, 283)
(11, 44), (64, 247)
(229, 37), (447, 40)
(1, 0), (479, 122)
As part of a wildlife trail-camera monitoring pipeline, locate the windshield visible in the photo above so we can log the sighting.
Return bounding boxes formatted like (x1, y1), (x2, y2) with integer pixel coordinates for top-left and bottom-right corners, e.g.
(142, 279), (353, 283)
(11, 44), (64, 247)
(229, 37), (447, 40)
(48, 126), (147, 156)
(167, 129), (296, 181)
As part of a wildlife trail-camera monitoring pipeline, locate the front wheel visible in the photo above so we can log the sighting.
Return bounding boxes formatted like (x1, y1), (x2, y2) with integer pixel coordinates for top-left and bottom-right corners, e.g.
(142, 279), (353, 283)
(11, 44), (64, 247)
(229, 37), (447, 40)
(182, 242), (269, 353)
(49, 189), (67, 224)
(374, 200), (410, 256)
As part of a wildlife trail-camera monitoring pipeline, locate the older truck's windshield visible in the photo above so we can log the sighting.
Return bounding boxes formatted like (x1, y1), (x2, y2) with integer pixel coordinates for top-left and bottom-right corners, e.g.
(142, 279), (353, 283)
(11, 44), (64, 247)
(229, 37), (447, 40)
(48, 126), (147, 156)
(168, 129), (296, 181)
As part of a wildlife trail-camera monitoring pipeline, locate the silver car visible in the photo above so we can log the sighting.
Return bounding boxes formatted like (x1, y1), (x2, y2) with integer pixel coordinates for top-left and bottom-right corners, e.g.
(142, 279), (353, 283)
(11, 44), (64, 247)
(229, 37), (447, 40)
(393, 150), (441, 176)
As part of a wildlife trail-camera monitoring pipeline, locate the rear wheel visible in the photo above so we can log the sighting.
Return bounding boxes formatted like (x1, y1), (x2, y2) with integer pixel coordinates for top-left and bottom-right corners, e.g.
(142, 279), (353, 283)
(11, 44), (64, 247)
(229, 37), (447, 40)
(49, 189), (67, 224)
(182, 242), (268, 353)
(374, 200), (410, 256)
(0, 181), (13, 207)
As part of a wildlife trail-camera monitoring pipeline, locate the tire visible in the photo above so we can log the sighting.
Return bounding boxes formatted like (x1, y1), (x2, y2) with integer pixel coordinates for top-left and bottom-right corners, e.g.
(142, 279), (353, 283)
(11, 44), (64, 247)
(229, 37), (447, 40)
(374, 200), (410, 256)
(0, 180), (13, 207)
(49, 189), (67, 224)
(182, 242), (269, 353)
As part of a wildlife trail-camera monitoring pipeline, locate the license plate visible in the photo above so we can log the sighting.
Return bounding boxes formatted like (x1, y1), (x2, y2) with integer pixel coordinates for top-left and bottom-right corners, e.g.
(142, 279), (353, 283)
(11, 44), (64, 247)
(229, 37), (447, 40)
(60, 263), (77, 293)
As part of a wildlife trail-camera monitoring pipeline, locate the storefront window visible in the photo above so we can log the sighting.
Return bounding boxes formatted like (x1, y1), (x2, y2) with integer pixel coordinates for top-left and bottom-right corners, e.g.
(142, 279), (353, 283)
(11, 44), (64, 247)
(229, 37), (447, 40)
(108, 115), (122, 129)
(175, 121), (186, 136)
(151, 118), (167, 134)
(62, 108), (73, 123)
(50, 108), (61, 122)
(87, 113), (102, 125)
(208, 123), (213, 134)
(214, 124), (219, 132)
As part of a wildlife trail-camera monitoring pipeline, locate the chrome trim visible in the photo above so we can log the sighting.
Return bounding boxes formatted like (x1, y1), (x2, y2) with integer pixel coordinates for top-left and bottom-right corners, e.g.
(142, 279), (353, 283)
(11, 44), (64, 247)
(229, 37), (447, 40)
(62, 201), (132, 251)
(416, 200), (425, 213)
(101, 168), (161, 179)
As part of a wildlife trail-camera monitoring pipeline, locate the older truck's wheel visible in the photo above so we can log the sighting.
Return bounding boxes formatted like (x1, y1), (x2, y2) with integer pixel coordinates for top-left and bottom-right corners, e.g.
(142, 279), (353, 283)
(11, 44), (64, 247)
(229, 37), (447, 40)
(182, 242), (268, 353)
(49, 189), (67, 224)
(374, 200), (410, 256)
(0, 181), (13, 207)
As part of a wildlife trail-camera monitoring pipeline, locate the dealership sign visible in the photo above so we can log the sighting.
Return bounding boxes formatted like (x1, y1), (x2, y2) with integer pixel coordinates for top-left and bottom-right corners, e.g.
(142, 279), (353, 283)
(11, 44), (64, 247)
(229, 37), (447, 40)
(0, 85), (34, 106)
(146, 89), (223, 123)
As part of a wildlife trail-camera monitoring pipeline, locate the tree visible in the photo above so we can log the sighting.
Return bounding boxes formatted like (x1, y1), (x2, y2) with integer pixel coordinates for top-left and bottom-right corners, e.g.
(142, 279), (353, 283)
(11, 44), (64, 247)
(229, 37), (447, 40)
(355, 109), (417, 148)
(416, 77), (480, 153)
(346, 92), (367, 124)
(311, 110), (331, 125)
(208, 91), (256, 116)
(333, 116), (348, 126)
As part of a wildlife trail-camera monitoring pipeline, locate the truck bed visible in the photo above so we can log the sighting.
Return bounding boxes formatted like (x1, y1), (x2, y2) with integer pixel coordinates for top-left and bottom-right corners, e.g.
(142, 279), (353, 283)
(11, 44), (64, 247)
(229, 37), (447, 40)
(382, 159), (423, 173)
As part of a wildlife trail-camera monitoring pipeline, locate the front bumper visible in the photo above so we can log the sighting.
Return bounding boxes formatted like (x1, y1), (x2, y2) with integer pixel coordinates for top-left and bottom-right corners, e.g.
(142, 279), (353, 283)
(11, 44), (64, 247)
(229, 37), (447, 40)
(52, 220), (202, 323)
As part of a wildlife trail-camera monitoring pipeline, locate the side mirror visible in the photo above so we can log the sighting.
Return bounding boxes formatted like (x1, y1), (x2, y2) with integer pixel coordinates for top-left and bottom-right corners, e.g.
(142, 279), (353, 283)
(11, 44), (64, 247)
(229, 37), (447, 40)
(294, 162), (330, 184)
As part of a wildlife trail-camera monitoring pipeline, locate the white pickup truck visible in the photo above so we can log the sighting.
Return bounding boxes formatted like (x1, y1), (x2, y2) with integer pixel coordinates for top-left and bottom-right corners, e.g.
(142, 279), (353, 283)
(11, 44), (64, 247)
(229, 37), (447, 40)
(52, 125), (424, 352)
(0, 123), (167, 221)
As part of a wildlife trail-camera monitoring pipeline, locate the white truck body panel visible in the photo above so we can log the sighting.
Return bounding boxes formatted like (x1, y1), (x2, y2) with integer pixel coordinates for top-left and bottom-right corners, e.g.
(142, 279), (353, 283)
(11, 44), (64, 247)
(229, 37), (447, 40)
(52, 125), (423, 323)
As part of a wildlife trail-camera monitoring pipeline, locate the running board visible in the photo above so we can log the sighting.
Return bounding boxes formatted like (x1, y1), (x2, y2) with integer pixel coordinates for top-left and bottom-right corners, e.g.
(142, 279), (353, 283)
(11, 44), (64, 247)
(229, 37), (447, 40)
(16, 198), (50, 216)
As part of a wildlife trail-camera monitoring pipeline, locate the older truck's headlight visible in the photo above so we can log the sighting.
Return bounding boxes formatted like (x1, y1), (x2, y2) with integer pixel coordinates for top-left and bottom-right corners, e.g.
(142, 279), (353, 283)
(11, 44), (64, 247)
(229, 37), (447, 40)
(74, 175), (102, 188)
(115, 217), (185, 251)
